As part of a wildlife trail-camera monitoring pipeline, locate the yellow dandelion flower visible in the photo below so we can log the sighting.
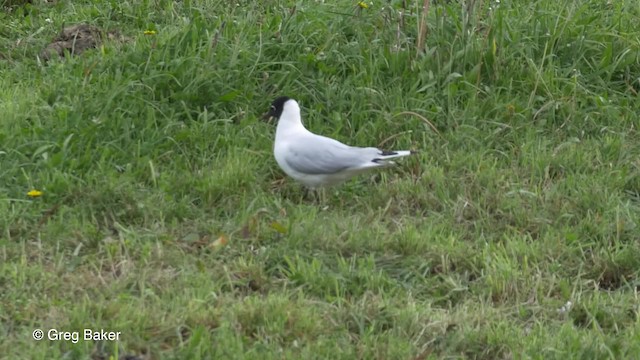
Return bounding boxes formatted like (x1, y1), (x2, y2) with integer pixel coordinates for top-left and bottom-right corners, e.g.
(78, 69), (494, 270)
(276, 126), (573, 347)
(357, 1), (369, 9)
(27, 189), (43, 198)
(143, 30), (157, 35)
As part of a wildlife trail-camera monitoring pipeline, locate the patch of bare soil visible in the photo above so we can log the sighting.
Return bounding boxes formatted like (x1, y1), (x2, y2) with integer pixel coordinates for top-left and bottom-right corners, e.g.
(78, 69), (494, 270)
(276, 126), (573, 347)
(40, 24), (127, 61)
(1, 0), (33, 8)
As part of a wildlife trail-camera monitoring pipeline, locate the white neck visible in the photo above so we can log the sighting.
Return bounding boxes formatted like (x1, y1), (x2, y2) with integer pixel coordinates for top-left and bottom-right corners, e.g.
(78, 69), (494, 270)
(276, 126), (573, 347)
(275, 100), (309, 141)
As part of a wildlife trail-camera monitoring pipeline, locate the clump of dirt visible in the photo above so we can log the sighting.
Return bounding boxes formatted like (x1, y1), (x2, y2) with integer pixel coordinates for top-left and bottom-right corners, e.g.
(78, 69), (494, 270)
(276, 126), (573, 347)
(1, 0), (33, 8)
(40, 24), (127, 61)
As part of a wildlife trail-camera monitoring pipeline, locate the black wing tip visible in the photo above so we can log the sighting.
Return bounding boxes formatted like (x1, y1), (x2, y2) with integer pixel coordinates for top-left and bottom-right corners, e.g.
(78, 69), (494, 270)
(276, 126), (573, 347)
(379, 149), (419, 156)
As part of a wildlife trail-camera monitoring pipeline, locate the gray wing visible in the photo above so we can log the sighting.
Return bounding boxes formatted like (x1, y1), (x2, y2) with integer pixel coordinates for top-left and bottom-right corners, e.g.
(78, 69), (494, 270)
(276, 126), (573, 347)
(284, 135), (379, 175)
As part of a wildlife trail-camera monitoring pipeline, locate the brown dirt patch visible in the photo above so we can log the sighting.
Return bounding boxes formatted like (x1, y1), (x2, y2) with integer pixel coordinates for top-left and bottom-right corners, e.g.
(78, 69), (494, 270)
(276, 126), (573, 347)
(40, 24), (128, 61)
(1, 0), (33, 8)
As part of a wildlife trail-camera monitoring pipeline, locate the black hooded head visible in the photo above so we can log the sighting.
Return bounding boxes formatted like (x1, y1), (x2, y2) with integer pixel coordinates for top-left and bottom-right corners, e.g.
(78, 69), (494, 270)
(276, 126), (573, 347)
(264, 96), (291, 120)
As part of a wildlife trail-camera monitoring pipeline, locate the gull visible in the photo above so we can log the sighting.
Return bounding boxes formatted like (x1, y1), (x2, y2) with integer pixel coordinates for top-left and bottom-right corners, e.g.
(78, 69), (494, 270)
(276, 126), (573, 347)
(263, 96), (415, 189)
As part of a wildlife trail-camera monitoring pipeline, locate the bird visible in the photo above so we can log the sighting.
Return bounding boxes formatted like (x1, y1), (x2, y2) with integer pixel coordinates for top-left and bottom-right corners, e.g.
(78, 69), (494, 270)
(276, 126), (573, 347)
(263, 96), (415, 189)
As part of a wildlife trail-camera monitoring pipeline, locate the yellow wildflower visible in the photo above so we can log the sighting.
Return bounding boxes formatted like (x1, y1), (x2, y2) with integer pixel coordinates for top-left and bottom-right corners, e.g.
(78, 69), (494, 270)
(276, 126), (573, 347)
(143, 30), (157, 35)
(27, 189), (43, 198)
(357, 1), (369, 9)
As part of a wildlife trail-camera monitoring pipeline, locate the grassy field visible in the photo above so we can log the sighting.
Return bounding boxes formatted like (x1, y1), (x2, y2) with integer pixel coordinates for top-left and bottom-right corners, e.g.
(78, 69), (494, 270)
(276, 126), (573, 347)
(2, 0), (640, 358)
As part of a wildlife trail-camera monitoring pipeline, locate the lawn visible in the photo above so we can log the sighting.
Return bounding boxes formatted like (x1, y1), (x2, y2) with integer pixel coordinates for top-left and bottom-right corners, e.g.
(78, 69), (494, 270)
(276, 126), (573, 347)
(1, 0), (639, 359)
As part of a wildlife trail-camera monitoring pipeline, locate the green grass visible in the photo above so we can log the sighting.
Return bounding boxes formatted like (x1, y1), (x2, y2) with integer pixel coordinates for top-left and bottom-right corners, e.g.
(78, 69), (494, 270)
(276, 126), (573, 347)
(1, 0), (640, 358)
